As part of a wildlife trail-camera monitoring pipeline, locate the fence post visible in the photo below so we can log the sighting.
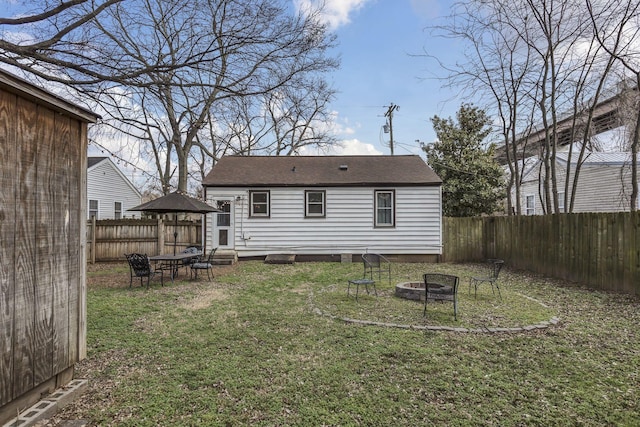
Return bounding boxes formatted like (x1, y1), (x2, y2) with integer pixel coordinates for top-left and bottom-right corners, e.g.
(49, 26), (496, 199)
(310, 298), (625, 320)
(157, 217), (164, 255)
(91, 216), (96, 264)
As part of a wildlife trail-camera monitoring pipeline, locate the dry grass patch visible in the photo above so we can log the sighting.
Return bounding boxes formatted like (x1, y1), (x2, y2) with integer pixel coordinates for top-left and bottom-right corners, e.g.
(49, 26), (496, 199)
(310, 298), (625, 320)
(176, 287), (228, 310)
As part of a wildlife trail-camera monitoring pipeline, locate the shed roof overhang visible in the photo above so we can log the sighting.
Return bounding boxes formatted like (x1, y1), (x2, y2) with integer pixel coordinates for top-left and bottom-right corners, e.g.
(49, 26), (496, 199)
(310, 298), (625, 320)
(0, 68), (100, 123)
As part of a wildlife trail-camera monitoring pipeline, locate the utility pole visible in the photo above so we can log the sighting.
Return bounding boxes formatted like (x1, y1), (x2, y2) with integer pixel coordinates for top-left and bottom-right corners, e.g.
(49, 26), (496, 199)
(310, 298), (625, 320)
(384, 103), (399, 155)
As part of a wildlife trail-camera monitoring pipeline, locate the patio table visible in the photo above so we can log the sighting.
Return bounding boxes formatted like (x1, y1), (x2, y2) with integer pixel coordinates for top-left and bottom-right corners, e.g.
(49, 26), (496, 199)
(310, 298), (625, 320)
(149, 252), (201, 281)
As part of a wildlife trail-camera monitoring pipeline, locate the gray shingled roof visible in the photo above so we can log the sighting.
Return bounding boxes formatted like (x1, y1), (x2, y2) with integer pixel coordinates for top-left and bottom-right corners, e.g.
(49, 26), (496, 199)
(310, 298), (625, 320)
(88, 156), (108, 168)
(203, 155), (441, 187)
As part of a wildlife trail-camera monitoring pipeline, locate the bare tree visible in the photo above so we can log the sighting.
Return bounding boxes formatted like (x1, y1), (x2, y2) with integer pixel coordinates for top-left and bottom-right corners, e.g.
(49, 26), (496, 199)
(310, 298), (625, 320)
(0, 0), (180, 84)
(0, 0), (339, 193)
(431, 0), (539, 214)
(432, 0), (622, 214)
(264, 77), (337, 156)
(587, 0), (640, 211)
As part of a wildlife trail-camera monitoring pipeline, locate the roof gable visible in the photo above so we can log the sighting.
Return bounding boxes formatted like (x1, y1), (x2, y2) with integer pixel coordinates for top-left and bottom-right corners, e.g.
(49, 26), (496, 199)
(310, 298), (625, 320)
(87, 156), (142, 197)
(87, 156), (108, 169)
(203, 155), (442, 187)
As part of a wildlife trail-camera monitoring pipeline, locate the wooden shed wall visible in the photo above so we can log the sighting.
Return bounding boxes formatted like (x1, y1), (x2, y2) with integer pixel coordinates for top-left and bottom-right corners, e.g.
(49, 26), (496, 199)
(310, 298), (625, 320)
(0, 88), (87, 410)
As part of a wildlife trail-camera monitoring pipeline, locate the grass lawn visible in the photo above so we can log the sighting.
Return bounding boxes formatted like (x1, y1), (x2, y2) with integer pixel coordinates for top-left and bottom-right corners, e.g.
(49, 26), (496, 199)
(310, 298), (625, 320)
(45, 260), (639, 426)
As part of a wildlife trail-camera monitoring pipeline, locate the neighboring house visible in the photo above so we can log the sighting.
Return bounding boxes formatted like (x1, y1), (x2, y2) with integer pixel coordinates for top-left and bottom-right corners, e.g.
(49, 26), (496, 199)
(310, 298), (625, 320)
(202, 155), (443, 260)
(497, 81), (636, 163)
(87, 156), (142, 219)
(503, 82), (639, 214)
(0, 69), (99, 424)
(515, 152), (639, 214)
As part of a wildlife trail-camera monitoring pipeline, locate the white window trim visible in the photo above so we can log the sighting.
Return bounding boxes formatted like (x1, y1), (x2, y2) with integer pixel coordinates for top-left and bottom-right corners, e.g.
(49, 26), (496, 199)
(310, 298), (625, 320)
(114, 201), (123, 219)
(525, 194), (535, 216)
(249, 190), (270, 217)
(557, 191), (565, 211)
(89, 199), (99, 219)
(305, 190), (326, 218)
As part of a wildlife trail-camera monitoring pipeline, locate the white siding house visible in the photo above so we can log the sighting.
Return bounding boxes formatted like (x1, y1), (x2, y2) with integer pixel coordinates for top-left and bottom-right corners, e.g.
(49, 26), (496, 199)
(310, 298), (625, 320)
(87, 157), (142, 219)
(516, 152), (639, 214)
(202, 155), (443, 260)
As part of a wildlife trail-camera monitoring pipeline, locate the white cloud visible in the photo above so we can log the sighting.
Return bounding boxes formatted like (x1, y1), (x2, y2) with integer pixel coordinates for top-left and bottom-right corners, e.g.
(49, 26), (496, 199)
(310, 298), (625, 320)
(327, 110), (358, 136)
(293, 0), (371, 30)
(336, 139), (382, 155)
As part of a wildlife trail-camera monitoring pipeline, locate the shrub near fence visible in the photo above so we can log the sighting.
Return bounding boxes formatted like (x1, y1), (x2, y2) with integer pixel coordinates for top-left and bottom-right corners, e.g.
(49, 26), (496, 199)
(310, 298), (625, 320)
(86, 218), (202, 263)
(443, 212), (640, 295)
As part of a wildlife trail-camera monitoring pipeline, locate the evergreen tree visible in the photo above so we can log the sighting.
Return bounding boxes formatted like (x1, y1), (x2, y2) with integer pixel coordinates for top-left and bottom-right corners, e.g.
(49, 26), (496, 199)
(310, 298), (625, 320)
(425, 104), (505, 217)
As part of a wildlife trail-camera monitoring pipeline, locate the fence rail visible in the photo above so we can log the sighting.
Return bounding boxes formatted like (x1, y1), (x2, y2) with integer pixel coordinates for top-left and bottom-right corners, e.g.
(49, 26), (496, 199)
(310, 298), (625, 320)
(87, 218), (202, 263)
(87, 214), (639, 295)
(443, 212), (640, 295)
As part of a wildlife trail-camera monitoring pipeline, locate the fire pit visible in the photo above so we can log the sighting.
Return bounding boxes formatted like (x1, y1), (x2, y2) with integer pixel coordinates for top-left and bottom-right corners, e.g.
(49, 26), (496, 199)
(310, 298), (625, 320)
(395, 281), (452, 301)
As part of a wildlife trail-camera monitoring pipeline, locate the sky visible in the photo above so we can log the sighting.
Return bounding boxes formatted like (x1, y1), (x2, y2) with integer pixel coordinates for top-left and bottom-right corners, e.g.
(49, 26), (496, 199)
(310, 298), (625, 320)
(302, 0), (463, 156)
(0, 0), (466, 163)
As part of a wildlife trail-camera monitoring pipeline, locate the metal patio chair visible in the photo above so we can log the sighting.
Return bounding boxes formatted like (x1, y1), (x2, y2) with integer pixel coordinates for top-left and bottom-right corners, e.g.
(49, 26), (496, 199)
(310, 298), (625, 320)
(362, 253), (391, 285)
(125, 253), (164, 288)
(190, 247), (217, 281)
(180, 245), (202, 272)
(469, 259), (505, 300)
(423, 273), (459, 320)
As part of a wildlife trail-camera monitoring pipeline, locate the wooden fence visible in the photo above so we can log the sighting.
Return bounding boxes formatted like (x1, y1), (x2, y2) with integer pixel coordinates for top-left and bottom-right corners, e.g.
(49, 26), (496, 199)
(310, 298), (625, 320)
(86, 218), (202, 263)
(86, 214), (639, 294)
(443, 212), (640, 295)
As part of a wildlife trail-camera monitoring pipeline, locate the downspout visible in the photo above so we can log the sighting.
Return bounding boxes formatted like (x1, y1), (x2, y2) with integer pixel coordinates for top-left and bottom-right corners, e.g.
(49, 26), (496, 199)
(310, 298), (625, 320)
(202, 186), (207, 252)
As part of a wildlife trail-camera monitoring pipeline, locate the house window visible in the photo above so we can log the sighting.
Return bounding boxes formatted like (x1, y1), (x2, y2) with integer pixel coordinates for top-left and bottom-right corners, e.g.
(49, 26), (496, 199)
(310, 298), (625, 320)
(375, 190), (395, 227)
(250, 191), (270, 217)
(305, 190), (325, 217)
(114, 201), (122, 219)
(525, 195), (535, 215)
(216, 200), (231, 226)
(89, 200), (99, 219)
(557, 192), (565, 212)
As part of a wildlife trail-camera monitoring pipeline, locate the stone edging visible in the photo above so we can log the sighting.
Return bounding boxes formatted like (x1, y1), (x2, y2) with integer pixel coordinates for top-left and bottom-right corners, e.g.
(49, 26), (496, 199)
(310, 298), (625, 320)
(309, 289), (560, 333)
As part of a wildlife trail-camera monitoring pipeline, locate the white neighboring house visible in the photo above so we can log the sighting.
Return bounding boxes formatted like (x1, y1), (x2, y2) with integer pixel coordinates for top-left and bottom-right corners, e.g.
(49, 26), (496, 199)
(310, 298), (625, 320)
(202, 155), (443, 260)
(516, 152), (639, 214)
(87, 157), (142, 219)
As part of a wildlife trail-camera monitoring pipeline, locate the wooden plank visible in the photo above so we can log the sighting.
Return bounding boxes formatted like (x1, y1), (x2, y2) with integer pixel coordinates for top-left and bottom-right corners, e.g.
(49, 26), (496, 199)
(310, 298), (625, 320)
(616, 213), (625, 292)
(0, 88), (17, 406)
(629, 212), (640, 295)
(33, 106), (55, 385)
(611, 214), (621, 291)
(571, 213), (581, 282)
(78, 121), (88, 360)
(12, 96), (38, 398)
(67, 119), (82, 365)
(52, 113), (71, 373)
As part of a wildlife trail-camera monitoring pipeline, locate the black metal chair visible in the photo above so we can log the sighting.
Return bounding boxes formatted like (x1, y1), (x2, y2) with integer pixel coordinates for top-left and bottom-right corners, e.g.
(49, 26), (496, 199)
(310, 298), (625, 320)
(469, 259), (505, 300)
(180, 246), (202, 272)
(423, 273), (459, 320)
(362, 253), (391, 284)
(190, 247), (217, 281)
(125, 253), (164, 288)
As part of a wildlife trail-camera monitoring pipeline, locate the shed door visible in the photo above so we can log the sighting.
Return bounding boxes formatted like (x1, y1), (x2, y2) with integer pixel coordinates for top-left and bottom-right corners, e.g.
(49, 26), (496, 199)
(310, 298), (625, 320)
(214, 199), (234, 249)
